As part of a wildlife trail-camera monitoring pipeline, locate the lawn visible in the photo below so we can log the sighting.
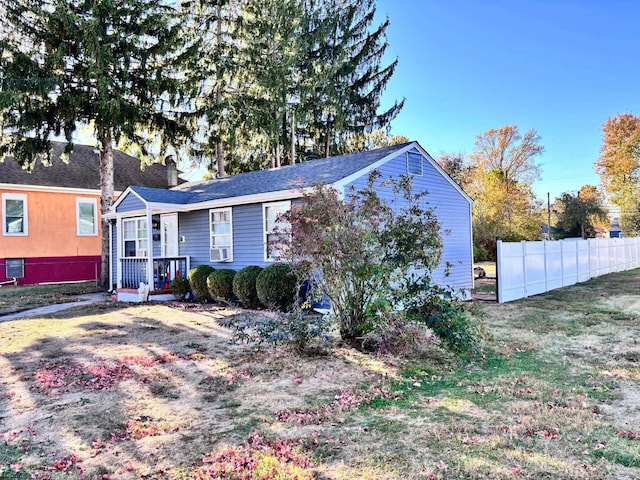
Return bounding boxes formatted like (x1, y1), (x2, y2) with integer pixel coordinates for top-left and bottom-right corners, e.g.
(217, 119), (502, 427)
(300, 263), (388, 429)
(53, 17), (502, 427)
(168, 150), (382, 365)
(1, 271), (640, 479)
(0, 282), (98, 315)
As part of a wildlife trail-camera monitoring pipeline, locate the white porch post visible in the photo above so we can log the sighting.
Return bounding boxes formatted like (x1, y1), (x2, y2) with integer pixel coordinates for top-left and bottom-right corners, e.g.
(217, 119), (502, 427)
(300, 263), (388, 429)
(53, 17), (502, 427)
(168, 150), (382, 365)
(116, 215), (122, 289)
(147, 210), (154, 289)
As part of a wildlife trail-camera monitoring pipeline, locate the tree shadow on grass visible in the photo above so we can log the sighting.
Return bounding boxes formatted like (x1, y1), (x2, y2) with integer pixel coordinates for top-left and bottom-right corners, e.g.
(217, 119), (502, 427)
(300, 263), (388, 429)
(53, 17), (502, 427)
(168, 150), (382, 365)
(0, 307), (258, 478)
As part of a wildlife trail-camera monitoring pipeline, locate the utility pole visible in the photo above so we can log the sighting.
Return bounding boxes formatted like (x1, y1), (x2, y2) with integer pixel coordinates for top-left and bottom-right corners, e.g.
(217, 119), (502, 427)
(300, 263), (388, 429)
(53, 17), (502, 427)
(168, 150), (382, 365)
(547, 192), (551, 240)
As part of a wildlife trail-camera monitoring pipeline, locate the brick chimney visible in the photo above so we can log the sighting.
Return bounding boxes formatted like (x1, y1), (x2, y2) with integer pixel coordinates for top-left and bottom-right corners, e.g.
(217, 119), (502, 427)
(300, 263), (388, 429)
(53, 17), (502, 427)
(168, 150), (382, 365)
(165, 155), (177, 188)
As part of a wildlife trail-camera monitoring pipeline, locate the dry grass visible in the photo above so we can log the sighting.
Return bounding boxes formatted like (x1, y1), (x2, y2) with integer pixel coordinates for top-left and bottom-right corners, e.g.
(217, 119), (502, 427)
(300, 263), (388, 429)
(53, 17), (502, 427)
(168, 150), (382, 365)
(0, 282), (98, 315)
(1, 270), (640, 479)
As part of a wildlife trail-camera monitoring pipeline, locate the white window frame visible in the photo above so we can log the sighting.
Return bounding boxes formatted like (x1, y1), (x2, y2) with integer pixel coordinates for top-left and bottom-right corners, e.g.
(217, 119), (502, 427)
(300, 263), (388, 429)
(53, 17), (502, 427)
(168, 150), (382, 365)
(263, 200), (291, 262)
(2, 193), (28, 236)
(209, 207), (233, 262)
(122, 217), (148, 258)
(406, 152), (423, 176)
(76, 197), (98, 236)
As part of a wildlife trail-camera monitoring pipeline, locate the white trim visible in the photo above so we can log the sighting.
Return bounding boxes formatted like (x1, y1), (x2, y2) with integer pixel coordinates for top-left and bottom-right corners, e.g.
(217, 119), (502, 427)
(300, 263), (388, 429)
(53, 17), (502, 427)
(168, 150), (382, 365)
(110, 186), (147, 211)
(333, 142), (474, 205)
(116, 215), (122, 288)
(2, 193), (28, 236)
(106, 187), (307, 220)
(263, 200), (291, 262)
(0, 183), (124, 196)
(106, 141), (473, 222)
(160, 213), (179, 257)
(332, 143), (417, 191)
(109, 222), (114, 290)
(209, 207), (233, 262)
(146, 211), (154, 288)
(76, 197), (98, 236)
(122, 216), (149, 258)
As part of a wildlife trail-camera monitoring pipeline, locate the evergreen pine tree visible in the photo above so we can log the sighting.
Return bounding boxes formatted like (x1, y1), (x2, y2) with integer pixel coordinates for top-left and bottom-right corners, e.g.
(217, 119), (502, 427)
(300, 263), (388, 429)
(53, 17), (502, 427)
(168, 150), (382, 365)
(0, 0), (197, 286)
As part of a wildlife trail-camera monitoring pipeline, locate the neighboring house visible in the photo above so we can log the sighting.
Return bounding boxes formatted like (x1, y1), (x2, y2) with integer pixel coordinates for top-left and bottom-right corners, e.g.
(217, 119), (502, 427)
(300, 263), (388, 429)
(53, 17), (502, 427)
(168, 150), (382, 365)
(609, 217), (623, 238)
(0, 142), (179, 285)
(107, 141), (475, 302)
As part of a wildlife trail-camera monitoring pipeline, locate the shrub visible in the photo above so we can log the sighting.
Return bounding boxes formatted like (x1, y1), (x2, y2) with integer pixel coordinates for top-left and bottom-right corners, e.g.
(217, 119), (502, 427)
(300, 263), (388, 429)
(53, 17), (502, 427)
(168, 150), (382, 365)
(233, 266), (263, 308)
(255, 264), (297, 311)
(207, 269), (236, 302)
(278, 172), (443, 341)
(170, 276), (190, 300)
(406, 285), (483, 354)
(188, 265), (215, 302)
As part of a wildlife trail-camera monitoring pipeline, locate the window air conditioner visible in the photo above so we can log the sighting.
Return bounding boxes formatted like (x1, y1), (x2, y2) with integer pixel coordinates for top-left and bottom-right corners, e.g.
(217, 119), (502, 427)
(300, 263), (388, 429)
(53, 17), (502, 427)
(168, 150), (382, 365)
(210, 246), (230, 262)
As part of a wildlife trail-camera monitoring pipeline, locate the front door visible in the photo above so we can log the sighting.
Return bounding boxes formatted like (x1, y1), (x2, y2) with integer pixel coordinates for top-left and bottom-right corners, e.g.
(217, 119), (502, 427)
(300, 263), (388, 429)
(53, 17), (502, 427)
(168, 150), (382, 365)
(160, 214), (179, 257)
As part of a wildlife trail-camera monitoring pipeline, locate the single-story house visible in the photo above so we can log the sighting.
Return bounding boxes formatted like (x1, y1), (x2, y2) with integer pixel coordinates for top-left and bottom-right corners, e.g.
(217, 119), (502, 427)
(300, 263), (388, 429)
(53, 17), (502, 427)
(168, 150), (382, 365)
(107, 141), (474, 302)
(0, 141), (179, 285)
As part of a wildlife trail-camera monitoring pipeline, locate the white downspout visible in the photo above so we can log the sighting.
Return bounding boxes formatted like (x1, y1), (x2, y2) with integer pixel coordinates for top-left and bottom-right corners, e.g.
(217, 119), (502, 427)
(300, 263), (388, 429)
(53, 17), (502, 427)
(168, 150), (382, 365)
(146, 210), (154, 289)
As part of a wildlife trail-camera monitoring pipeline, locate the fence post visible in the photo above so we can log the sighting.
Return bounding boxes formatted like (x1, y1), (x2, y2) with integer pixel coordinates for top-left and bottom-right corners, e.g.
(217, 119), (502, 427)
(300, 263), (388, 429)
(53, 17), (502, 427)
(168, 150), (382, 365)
(521, 240), (527, 298)
(496, 239), (501, 303)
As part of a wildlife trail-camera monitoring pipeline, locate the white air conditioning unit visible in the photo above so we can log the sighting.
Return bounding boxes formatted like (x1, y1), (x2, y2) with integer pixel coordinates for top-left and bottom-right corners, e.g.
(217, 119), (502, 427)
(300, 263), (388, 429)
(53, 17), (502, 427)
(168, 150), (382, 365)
(210, 246), (231, 262)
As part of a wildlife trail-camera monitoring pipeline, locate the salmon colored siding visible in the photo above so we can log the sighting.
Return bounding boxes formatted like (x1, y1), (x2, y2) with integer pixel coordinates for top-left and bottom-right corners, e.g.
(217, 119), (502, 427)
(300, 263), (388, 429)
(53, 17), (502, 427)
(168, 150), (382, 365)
(1, 188), (102, 258)
(1, 188), (104, 284)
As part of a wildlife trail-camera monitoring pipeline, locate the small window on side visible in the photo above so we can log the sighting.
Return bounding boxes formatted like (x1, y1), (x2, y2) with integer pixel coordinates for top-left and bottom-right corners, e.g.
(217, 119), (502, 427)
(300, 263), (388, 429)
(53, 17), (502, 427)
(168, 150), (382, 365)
(406, 152), (423, 176)
(77, 198), (98, 236)
(6, 259), (24, 279)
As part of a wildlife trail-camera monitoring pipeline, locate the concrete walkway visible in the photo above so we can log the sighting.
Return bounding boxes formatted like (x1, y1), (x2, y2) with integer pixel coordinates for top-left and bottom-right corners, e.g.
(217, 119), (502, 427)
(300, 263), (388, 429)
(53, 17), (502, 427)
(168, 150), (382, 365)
(0, 292), (109, 323)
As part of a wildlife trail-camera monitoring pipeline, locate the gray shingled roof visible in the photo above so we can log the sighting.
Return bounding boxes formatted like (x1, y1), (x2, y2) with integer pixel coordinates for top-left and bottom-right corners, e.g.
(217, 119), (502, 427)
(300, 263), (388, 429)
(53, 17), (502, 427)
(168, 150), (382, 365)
(0, 141), (177, 191)
(131, 142), (412, 205)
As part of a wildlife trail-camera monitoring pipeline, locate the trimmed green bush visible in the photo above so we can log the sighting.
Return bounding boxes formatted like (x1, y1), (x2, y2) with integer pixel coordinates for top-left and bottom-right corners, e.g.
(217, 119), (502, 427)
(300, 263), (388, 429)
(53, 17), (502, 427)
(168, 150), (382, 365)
(207, 269), (237, 302)
(233, 266), (263, 308)
(170, 276), (190, 300)
(255, 264), (297, 311)
(188, 265), (215, 301)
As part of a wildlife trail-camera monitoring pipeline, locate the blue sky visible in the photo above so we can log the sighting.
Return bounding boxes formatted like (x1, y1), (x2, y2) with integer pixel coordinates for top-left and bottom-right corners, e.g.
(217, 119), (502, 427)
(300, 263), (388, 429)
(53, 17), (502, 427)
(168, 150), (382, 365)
(375, 0), (640, 202)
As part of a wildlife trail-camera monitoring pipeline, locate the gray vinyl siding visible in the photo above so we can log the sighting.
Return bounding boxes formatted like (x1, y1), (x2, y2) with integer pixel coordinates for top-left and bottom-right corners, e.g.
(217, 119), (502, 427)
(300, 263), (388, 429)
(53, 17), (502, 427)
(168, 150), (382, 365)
(116, 193), (145, 213)
(178, 203), (272, 272)
(344, 148), (473, 293)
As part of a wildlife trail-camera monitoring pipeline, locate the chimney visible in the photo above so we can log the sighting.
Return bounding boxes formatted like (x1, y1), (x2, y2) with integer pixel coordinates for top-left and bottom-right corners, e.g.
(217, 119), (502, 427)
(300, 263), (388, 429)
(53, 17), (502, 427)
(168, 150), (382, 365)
(165, 155), (177, 188)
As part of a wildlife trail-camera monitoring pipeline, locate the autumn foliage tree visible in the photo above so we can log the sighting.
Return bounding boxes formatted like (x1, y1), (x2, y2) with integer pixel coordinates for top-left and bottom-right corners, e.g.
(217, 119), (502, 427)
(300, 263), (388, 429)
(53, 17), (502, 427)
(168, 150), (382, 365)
(465, 125), (545, 259)
(553, 185), (609, 239)
(596, 113), (640, 235)
(279, 171), (443, 342)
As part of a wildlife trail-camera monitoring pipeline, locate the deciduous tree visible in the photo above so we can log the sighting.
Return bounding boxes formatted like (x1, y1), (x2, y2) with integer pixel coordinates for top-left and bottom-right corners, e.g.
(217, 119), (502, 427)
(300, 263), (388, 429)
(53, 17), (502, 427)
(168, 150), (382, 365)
(553, 185), (609, 239)
(466, 125), (545, 259)
(596, 113), (640, 235)
(470, 125), (543, 189)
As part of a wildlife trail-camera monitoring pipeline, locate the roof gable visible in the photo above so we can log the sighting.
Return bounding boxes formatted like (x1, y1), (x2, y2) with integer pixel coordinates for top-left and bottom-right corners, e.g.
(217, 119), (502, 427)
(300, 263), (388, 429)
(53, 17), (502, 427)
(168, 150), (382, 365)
(0, 141), (175, 191)
(113, 141), (473, 211)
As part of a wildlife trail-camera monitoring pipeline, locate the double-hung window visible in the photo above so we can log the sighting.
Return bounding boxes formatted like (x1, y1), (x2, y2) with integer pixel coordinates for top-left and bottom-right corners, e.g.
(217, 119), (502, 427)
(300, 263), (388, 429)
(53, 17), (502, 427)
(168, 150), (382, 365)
(76, 198), (98, 236)
(210, 208), (233, 262)
(263, 201), (291, 261)
(122, 218), (148, 257)
(2, 193), (28, 236)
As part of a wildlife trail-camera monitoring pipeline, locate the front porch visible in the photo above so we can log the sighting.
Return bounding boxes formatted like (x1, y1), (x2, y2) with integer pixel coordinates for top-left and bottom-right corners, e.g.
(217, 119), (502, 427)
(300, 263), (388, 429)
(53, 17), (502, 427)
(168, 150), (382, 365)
(117, 256), (189, 302)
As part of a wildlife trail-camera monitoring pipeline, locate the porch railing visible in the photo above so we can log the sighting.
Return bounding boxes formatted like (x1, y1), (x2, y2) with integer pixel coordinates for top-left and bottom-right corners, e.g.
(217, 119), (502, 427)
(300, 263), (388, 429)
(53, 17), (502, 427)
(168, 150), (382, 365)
(120, 256), (189, 290)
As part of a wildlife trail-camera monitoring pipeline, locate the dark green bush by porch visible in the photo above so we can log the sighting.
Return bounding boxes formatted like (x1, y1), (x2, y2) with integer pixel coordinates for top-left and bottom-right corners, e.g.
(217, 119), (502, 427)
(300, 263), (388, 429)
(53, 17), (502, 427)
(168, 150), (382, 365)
(170, 276), (190, 300)
(233, 266), (263, 308)
(188, 265), (215, 301)
(207, 269), (236, 302)
(255, 264), (297, 311)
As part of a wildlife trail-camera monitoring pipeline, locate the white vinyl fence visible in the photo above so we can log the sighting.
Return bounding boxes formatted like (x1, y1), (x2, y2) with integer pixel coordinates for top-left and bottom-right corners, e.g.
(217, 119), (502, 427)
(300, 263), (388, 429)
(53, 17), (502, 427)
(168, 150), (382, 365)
(496, 237), (640, 303)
